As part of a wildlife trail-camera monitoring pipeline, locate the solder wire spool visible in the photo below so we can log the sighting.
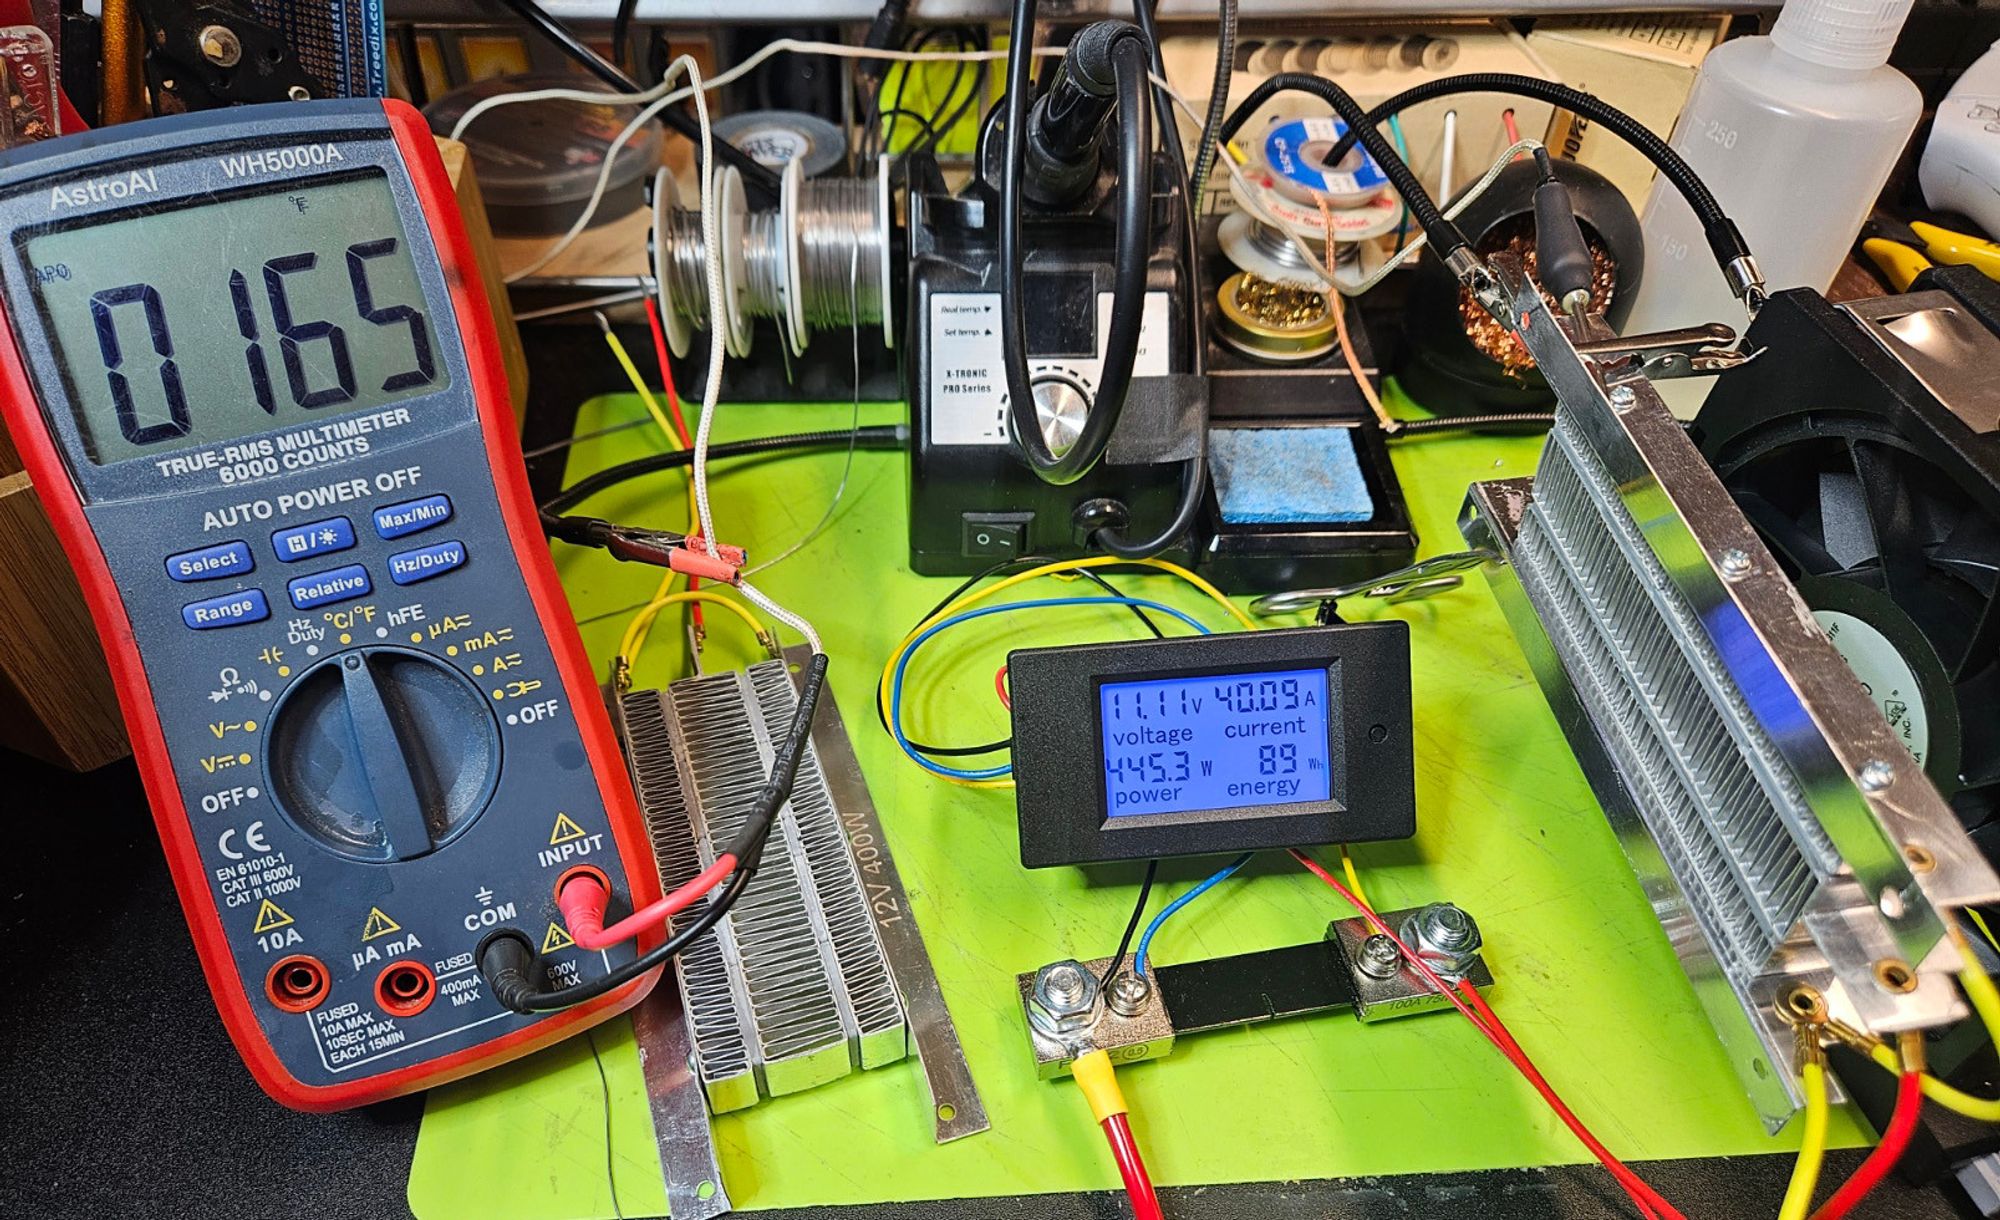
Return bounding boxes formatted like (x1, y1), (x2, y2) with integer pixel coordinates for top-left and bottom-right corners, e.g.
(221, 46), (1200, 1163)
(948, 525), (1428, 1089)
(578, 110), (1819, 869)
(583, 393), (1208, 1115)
(649, 157), (894, 360)
(1219, 112), (1398, 293)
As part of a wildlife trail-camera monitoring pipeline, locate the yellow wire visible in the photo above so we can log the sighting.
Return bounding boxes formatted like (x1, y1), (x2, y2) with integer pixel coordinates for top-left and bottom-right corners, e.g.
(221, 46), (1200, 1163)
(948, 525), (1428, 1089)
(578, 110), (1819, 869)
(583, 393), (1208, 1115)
(1779, 1059), (1829, 1220)
(1339, 845), (1371, 910)
(619, 591), (771, 673)
(1855, 917), (2000, 1122)
(877, 557), (1253, 788)
(1969, 908), (2000, 956)
(601, 326), (682, 448)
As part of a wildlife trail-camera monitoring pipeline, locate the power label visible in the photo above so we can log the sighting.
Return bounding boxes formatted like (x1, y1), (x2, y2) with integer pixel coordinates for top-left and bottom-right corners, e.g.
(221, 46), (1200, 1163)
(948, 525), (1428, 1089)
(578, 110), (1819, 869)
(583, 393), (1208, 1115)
(925, 291), (1173, 446)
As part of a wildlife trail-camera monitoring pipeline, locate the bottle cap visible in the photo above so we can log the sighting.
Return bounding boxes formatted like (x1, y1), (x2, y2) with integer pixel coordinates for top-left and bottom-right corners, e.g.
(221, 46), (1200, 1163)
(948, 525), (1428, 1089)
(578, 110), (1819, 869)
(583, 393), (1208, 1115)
(1771, 0), (1915, 71)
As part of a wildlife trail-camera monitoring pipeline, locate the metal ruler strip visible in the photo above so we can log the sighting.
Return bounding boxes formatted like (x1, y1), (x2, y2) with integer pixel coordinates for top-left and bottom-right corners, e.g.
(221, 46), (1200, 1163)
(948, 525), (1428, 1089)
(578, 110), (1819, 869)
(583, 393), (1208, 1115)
(784, 646), (991, 1142)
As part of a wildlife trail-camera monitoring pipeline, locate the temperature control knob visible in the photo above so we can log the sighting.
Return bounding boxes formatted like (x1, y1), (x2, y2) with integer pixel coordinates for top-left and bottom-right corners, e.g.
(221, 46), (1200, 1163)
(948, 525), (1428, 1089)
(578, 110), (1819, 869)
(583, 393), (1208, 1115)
(265, 648), (500, 862)
(1030, 373), (1092, 457)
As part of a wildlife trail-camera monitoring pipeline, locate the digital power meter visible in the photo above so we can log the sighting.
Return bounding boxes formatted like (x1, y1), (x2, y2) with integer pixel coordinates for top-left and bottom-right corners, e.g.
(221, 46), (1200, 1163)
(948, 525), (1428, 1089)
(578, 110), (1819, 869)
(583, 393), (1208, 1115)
(1007, 625), (1415, 867)
(0, 102), (665, 1109)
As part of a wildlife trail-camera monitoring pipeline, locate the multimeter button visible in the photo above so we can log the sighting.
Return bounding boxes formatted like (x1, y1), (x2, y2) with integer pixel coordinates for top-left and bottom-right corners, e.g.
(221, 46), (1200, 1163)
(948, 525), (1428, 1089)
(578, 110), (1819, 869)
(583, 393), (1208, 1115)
(288, 564), (373, 610)
(387, 540), (467, 586)
(165, 541), (254, 583)
(182, 589), (271, 630)
(374, 495), (453, 539)
(272, 517), (356, 562)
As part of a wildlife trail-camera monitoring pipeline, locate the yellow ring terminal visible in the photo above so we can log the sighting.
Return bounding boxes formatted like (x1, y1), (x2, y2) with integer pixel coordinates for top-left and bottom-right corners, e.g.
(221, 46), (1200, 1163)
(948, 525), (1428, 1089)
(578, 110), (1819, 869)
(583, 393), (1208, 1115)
(1070, 1049), (1128, 1124)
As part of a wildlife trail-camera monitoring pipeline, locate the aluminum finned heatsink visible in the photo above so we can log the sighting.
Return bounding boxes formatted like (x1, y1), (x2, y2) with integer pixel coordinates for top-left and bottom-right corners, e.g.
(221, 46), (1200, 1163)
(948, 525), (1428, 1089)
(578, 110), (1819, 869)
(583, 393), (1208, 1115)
(616, 661), (908, 1112)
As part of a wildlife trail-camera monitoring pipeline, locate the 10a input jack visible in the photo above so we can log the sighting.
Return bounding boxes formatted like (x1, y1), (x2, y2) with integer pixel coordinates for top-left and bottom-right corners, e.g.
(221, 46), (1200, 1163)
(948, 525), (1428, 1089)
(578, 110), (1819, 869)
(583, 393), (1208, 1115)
(376, 960), (438, 1017)
(266, 955), (331, 1013)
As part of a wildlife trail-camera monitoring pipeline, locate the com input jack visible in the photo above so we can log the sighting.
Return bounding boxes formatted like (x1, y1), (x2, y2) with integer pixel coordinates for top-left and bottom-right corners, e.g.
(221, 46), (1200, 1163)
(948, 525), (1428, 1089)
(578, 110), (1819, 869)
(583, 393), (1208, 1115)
(554, 864), (611, 904)
(266, 955), (331, 1013)
(377, 960), (438, 1017)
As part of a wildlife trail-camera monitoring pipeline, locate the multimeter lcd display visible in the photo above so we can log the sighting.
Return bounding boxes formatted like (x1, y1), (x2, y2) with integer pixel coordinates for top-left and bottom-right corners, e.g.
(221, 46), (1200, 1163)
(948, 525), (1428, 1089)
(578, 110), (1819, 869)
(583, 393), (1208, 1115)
(1098, 667), (1332, 818)
(22, 171), (449, 465)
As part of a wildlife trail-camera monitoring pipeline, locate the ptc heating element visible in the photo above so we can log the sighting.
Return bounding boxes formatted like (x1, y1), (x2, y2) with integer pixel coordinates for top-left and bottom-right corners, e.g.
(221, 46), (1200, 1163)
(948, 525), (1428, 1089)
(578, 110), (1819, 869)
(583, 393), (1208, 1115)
(614, 663), (908, 1111)
(1460, 254), (2000, 1130)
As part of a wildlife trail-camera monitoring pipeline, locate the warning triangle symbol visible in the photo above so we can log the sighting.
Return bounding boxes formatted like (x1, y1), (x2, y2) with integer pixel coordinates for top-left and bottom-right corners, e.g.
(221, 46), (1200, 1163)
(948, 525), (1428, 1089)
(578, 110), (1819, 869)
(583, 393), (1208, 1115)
(361, 906), (402, 941)
(549, 812), (588, 846)
(252, 899), (293, 934)
(541, 921), (576, 954)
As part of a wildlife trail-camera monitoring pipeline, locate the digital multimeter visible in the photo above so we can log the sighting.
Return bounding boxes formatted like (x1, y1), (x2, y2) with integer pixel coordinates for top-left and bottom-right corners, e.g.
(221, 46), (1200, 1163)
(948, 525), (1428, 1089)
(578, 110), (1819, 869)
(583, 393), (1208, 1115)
(0, 101), (664, 1110)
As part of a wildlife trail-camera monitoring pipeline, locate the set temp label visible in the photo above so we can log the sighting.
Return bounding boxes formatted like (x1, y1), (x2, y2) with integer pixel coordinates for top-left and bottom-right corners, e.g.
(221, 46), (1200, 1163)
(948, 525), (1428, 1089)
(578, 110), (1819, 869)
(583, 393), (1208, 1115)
(925, 291), (1172, 446)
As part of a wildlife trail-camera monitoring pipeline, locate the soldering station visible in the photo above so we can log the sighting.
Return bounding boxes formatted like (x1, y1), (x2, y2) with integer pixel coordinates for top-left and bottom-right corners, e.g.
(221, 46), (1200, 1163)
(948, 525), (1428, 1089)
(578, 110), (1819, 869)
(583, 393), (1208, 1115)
(12, 1), (2000, 1218)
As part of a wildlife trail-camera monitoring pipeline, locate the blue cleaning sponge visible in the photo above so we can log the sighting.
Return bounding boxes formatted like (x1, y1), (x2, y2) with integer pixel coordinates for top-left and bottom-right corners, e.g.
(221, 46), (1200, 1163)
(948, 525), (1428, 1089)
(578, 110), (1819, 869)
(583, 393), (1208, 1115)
(1210, 426), (1376, 524)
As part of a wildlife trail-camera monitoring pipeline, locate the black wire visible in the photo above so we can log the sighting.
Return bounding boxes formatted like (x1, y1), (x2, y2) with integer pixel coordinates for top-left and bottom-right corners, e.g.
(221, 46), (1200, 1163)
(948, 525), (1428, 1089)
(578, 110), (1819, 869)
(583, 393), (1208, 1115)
(1216, 72), (1463, 259)
(877, 555), (1168, 757)
(1187, 0), (1237, 206)
(539, 426), (906, 516)
(1100, 859), (1159, 989)
(908, 27), (988, 161)
(491, 0), (782, 204)
(1393, 412), (1556, 435)
(498, 655), (829, 1012)
(610, 0), (639, 73)
(585, 1028), (623, 1219)
(1312, 73), (1751, 278)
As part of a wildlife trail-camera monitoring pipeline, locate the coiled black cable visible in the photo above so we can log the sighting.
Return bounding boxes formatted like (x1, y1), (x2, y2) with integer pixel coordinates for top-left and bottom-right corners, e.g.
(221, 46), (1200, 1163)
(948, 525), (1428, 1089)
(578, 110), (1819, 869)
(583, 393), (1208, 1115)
(999, 3), (1153, 485)
(1292, 73), (1756, 286)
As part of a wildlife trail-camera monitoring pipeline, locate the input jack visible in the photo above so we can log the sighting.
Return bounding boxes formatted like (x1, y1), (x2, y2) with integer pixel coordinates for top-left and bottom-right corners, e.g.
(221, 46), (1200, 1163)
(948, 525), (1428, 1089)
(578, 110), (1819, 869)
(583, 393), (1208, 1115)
(555, 864), (612, 903)
(266, 955), (331, 1013)
(376, 960), (437, 1017)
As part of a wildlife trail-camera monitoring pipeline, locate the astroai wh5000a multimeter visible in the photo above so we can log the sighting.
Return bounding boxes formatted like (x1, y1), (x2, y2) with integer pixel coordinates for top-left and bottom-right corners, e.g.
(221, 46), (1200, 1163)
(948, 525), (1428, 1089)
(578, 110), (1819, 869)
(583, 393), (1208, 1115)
(0, 101), (665, 1110)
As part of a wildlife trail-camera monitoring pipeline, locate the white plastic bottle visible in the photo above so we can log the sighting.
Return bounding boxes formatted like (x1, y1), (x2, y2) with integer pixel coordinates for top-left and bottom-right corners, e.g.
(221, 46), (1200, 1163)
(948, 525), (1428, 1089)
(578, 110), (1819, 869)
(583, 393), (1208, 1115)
(1620, 0), (1922, 347)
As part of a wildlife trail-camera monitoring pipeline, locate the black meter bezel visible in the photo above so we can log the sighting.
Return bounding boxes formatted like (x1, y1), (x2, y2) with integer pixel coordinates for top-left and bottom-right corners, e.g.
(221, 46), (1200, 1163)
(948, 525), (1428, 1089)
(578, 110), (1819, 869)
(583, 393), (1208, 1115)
(1007, 623), (1414, 867)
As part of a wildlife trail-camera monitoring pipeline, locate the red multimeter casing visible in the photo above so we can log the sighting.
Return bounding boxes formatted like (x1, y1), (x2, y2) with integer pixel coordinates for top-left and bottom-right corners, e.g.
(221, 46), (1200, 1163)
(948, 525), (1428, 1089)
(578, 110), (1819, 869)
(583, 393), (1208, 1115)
(0, 100), (664, 1109)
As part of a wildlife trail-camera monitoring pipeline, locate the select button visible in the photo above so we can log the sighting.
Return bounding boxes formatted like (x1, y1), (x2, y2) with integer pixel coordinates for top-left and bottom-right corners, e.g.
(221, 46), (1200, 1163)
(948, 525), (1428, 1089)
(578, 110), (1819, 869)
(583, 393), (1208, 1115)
(288, 564), (373, 610)
(166, 540), (254, 583)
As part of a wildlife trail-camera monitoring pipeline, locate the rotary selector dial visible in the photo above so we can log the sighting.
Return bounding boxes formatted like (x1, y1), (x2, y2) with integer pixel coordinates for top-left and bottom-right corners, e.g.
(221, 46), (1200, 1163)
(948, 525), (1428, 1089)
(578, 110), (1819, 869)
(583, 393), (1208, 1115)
(265, 648), (501, 863)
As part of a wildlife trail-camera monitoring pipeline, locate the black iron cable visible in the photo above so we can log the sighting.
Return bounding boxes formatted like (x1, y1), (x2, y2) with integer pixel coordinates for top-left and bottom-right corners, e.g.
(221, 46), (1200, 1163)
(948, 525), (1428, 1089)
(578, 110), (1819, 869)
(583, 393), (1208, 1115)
(539, 425), (906, 517)
(1302, 73), (1755, 286)
(999, 4), (1154, 485)
(1089, 448), (1209, 558)
(485, 655), (829, 1013)
(1216, 73), (1466, 260)
(1187, 0), (1237, 208)
(491, 0), (782, 203)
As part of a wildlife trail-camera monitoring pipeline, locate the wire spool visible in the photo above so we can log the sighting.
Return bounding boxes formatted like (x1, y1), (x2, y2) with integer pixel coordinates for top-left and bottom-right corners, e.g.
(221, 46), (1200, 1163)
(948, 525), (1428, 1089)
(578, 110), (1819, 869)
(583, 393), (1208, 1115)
(713, 109), (848, 179)
(1220, 136), (1398, 292)
(651, 158), (894, 358)
(1252, 114), (1390, 209)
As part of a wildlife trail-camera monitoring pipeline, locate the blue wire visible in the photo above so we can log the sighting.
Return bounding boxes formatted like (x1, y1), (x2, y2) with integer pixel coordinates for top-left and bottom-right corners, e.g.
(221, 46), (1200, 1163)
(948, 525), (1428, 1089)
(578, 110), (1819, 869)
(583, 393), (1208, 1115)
(1133, 852), (1254, 977)
(890, 596), (1212, 780)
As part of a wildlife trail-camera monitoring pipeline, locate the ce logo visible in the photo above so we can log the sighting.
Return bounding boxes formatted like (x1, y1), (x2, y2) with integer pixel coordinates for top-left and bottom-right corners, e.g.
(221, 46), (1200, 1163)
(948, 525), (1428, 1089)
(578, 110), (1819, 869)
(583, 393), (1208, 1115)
(218, 821), (270, 861)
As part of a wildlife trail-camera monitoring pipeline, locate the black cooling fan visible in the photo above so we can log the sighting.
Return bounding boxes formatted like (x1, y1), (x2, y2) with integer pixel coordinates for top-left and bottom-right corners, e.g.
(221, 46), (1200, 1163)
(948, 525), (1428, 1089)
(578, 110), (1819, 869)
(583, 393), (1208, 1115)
(1692, 268), (2000, 862)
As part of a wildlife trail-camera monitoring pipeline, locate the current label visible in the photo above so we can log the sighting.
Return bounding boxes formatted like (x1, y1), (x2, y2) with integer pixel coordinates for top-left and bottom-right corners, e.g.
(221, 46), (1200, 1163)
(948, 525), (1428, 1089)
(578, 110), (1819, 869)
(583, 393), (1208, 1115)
(1098, 667), (1332, 818)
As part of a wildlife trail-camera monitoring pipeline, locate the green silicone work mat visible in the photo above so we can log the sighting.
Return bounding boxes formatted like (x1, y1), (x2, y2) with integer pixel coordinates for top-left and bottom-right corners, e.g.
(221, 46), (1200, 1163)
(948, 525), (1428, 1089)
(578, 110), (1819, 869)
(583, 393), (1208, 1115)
(407, 390), (1861, 1218)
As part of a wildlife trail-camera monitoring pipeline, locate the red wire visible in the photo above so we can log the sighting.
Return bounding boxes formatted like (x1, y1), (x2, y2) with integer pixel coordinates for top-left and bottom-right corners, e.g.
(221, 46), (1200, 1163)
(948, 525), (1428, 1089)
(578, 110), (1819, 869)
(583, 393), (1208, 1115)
(1809, 1069), (1923, 1220)
(558, 854), (737, 951)
(1503, 107), (1522, 144)
(1101, 1113), (1165, 1220)
(1289, 850), (1677, 1220)
(642, 296), (694, 446)
(995, 663), (1012, 711)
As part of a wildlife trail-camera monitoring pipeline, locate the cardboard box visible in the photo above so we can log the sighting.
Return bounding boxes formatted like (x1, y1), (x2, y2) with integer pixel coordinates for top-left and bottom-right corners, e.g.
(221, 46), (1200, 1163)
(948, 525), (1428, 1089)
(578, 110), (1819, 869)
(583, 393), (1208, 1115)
(1527, 14), (1732, 211)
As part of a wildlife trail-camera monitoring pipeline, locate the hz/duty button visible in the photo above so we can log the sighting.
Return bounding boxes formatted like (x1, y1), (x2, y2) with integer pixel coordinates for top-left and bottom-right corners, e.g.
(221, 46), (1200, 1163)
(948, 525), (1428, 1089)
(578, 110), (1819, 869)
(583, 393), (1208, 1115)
(374, 494), (453, 539)
(288, 564), (372, 610)
(165, 540), (254, 583)
(183, 588), (270, 630)
(272, 517), (356, 563)
(387, 540), (467, 586)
